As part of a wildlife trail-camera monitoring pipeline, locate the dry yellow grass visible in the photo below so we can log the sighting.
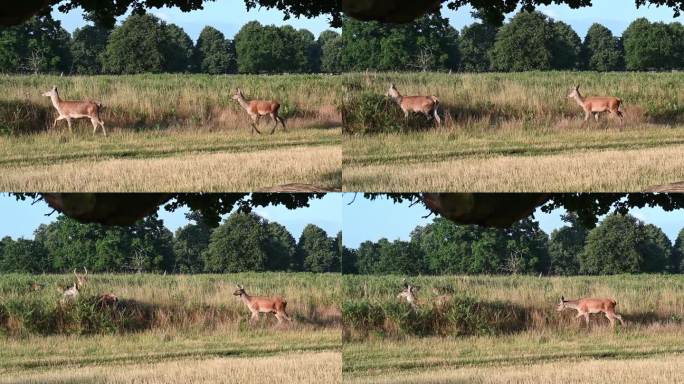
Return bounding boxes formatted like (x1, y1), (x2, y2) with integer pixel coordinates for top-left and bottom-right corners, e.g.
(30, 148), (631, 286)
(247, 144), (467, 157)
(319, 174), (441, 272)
(0, 351), (341, 384)
(343, 144), (684, 192)
(347, 354), (684, 384)
(0, 144), (341, 191)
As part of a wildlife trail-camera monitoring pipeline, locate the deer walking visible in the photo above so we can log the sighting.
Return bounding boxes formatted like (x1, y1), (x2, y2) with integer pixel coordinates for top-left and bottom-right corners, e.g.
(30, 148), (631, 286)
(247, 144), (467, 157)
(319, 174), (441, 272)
(567, 85), (624, 126)
(557, 296), (625, 328)
(233, 284), (291, 325)
(232, 88), (286, 135)
(386, 84), (441, 126)
(42, 86), (106, 136)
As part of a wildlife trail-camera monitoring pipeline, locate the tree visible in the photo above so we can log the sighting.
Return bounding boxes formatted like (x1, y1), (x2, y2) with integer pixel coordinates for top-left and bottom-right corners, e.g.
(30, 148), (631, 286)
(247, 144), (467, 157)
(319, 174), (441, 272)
(581, 23), (624, 71)
(373, 239), (424, 275)
(458, 21), (497, 72)
(320, 31), (344, 73)
(297, 224), (337, 273)
(0, 238), (50, 273)
(550, 20), (581, 70)
(70, 25), (110, 74)
(623, 18), (681, 70)
(0, 14), (71, 73)
(342, 246), (358, 274)
(194, 26), (236, 74)
(266, 221), (296, 271)
(580, 214), (671, 275)
(548, 213), (587, 275)
(674, 228), (684, 272)
(101, 14), (168, 73)
(203, 212), (271, 273)
(173, 211), (212, 273)
(490, 11), (555, 72)
(234, 21), (313, 73)
(502, 218), (550, 274)
(162, 23), (195, 72)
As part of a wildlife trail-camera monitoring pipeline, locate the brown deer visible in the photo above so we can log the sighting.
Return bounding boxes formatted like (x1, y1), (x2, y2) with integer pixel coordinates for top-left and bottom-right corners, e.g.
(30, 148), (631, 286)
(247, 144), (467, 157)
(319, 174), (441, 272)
(233, 284), (291, 325)
(567, 85), (624, 126)
(58, 268), (88, 303)
(557, 296), (625, 328)
(386, 83), (441, 126)
(432, 287), (453, 309)
(42, 86), (106, 136)
(232, 88), (286, 135)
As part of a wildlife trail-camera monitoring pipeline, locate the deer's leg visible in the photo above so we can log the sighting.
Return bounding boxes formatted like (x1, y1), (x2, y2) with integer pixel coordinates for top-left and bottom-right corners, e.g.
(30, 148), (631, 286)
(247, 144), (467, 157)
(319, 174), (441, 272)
(269, 113), (278, 135)
(250, 311), (259, 324)
(584, 313), (590, 328)
(66, 118), (73, 134)
(605, 313), (615, 328)
(251, 116), (262, 135)
(433, 108), (442, 126)
(614, 313), (625, 326)
(90, 118), (99, 135)
(594, 113), (600, 122)
(100, 121), (107, 137)
(277, 116), (287, 131)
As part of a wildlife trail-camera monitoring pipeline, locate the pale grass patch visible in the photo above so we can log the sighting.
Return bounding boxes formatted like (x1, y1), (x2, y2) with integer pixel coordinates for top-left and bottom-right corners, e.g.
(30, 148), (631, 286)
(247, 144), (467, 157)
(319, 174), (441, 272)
(343, 144), (684, 192)
(347, 355), (684, 384)
(0, 352), (341, 384)
(0, 145), (341, 191)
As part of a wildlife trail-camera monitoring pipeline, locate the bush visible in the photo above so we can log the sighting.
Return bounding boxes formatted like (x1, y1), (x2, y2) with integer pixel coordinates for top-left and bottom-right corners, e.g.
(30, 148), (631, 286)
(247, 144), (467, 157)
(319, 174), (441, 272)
(0, 100), (51, 135)
(341, 92), (434, 135)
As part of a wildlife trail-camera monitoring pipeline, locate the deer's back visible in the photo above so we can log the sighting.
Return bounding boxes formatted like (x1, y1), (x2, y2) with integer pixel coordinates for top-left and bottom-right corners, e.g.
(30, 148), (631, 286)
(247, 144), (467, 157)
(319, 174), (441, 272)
(249, 100), (280, 115)
(400, 96), (437, 111)
(584, 97), (621, 111)
(578, 298), (617, 313)
(59, 100), (101, 116)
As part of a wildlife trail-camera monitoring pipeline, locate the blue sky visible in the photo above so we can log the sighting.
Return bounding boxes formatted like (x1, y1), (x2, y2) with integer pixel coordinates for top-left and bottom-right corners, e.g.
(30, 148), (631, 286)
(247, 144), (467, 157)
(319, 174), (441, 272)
(52, 0), (682, 41)
(0, 193), (341, 240)
(342, 194), (684, 249)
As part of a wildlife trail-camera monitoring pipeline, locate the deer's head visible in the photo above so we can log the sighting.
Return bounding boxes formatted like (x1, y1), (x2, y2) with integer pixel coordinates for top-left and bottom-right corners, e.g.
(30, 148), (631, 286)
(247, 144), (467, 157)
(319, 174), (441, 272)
(397, 282), (419, 305)
(232, 88), (244, 101)
(386, 83), (400, 99)
(42, 86), (58, 98)
(233, 284), (246, 297)
(556, 296), (568, 311)
(567, 85), (580, 99)
(74, 267), (88, 290)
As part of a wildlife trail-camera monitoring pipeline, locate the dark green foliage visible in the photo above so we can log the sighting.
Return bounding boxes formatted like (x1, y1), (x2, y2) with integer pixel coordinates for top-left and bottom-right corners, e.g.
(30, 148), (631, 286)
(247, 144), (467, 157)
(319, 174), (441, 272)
(341, 91), (435, 134)
(266, 222), (296, 271)
(203, 212), (272, 273)
(490, 11), (556, 71)
(0, 100), (52, 135)
(458, 21), (497, 72)
(0, 237), (49, 273)
(194, 26), (236, 74)
(173, 211), (212, 273)
(234, 21), (314, 73)
(70, 25), (110, 74)
(581, 23), (624, 71)
(580, 214), (673, 274)
(0, 14), (71, 74)
(340, 14), (460, 72)
(550, 21), (582, 70)
(548, 213), (587, 275)
(674, 229), (684, 273)
(162, 23), (195, 72)
(623, 18), (684, 71)
(319, 30), (344, 73)
(298, 224), (337, 273)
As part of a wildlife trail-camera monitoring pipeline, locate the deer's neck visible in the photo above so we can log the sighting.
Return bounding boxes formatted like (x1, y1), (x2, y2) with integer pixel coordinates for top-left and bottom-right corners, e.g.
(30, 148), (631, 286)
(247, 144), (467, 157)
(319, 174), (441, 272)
(391, 93), (403, 106)
(563, 300), (581, 310)
(572, 92), (586, 107)
(240, 293), (253, 306)
(50, 93), (63, 110)
(235, 95), (252, 111)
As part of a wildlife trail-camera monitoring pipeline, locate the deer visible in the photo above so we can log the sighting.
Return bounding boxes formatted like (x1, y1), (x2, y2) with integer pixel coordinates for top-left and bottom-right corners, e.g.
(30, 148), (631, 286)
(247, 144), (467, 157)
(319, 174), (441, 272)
(557, 296), (625, 328)
(432, 286), (454, 309)
(42, 86), (106, 136)
(74, 267), (88, 290)
(567, 85), (624, 127)
(233, 284), (291, 325)
(397, 282), (420, 309)
(232, 88), (286, 135)
(386, 83), (441, 126)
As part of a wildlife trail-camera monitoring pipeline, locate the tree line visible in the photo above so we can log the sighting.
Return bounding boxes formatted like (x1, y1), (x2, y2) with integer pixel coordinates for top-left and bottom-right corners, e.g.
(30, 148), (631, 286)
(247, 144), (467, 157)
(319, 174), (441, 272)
(344, 213), (684, 276)
(0, 211), (341, 274)
(2, 11), (683, 75)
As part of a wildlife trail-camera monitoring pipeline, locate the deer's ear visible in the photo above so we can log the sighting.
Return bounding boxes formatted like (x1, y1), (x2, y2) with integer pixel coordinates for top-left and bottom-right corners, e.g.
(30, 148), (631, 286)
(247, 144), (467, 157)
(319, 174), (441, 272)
(560, 296), (565, 302)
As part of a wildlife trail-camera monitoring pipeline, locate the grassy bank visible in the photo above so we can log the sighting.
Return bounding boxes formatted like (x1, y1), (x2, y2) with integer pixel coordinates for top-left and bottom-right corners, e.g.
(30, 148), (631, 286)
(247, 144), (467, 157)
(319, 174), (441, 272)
(0, 273), (341, 383)
(343, 274), (684, 383)
(342, 72), (684, 192)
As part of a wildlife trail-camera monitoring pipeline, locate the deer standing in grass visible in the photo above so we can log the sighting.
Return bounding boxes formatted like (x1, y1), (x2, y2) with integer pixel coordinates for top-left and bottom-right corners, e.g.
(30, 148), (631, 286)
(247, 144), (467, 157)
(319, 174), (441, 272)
(59, 268), (89, 303)
(386, 84), (441, 126)
(232, 88), (286, 135)
(557, 296), (625, 328)
(42, 86), (106, 136)
(567, 85), (624, 126)
(233, 284), (291, 325)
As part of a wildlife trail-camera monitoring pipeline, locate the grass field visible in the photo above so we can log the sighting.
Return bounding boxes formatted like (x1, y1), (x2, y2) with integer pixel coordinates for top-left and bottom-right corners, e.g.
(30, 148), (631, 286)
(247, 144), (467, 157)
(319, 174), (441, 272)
(0, 74), (344, 191)
(343, 71), (684, 192)
(343, 274), (684, 383)
(0, 273), (341, 383)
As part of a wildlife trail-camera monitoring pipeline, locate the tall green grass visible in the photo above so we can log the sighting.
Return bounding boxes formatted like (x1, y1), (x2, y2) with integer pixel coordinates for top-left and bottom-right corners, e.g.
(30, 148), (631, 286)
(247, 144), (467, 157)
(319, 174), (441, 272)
(0, 273), (341, 336)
